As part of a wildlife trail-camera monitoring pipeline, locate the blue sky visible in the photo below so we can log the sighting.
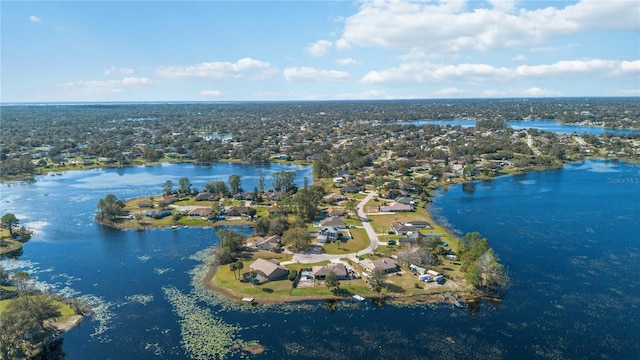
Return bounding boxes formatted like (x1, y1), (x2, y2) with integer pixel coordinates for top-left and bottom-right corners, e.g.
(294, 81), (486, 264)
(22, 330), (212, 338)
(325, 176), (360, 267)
(2, 0), (639, 102)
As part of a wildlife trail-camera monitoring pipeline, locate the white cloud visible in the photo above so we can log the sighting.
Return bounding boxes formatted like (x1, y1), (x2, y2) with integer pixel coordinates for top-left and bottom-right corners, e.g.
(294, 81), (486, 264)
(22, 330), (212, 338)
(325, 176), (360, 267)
(157, 58), (271, 79)
(62, 77), (153, 94)
(335, 38), (351, 50)
(336, 89), (391, 100)
(515, 59), (620, 77)
(104, 66), (134, 76)
(306, 40), (333, 57)
(512, 54), (527, 62)
(339, 0), (639, 54)
(284, 66), (351, 82)
(336, 58), (360, 66)
(433, 87), (467, 97)
(199, 90), (222, 98)
(362, 59), (639, 84)
(250, 67), (279, 81)
(612, 88), (640, 96)
(29, 15), (42, 23)
(521, 87), (561, 97)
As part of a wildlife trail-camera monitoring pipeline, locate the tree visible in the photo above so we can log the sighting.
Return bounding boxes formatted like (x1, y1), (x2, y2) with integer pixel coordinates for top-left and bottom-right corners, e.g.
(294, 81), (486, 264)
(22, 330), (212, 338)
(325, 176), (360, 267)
(370, 269), (386, 294)
(1, 213), (19, 236)
(325, 271), (340, 291)
(178, 177), (192, 197)
(254, 217), (270, 236)
(272, 171), (296, 192)
(162, 180), (175, 196)
(215, 229), (246, 265)
(281, 227), (311, 252)
(312, 159), (332, 179)
(205, 180), (228, 196)
(96, 194), (125, 223)
(247, 207), (257, 221)
(228, 174), (243, 194)
(234, 260), (244, 280)
(258, 172), (266, 192)
(0, 294), (61, 359)
(344, 200), (357, 219)
(268, 216), (290, 236)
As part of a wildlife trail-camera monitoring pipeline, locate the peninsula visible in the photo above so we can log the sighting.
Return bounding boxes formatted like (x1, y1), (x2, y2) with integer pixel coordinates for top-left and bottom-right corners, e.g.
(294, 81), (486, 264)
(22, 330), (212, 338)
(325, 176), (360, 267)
(95, 167), (508, 306)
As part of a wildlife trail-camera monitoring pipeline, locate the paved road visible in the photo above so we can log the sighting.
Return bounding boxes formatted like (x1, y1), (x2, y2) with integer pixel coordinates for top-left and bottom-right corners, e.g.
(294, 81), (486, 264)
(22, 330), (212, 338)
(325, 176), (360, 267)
(356, 191), (380, 252)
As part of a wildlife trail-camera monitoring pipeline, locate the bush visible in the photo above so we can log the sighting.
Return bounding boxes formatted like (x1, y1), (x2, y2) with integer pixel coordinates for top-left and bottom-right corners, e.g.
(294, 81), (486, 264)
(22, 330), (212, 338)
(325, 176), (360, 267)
(288, 270), (298, 281)
(173, 213), (183, 221)
(414, 282), (423, 289)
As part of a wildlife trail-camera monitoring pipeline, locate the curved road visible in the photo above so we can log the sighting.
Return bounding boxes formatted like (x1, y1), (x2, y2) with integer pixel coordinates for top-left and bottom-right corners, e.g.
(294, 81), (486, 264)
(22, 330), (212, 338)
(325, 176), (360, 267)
(290, 191), (381, 264)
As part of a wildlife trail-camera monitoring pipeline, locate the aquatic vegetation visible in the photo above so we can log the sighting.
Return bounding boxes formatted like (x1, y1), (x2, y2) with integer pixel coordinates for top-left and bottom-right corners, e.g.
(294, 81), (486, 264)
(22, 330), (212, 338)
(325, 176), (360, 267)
(124, 294), (154, 306)
(153, 267), (174, 275)
(78, 294), (116, 342)
(144, 342), (165, 356)
(162, 285), (248, 359)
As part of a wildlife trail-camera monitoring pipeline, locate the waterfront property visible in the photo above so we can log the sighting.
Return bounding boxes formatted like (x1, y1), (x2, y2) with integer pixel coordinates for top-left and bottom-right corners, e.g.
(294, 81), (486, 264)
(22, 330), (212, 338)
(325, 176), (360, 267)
(249, 258), (289, 283)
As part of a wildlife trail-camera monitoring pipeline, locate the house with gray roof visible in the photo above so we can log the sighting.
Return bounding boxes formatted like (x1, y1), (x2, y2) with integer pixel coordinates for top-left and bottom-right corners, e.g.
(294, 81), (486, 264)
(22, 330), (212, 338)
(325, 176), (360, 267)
(249, 258), (289, 282)
(380, 202), (414, 212)
(317, 226), (340, 243)
(320, 216), (347, 229)
(311, 263), (349, 280)
(360, 258), (400, 274)
(256, 235), (281, 251)
(391, 222), (417, 235)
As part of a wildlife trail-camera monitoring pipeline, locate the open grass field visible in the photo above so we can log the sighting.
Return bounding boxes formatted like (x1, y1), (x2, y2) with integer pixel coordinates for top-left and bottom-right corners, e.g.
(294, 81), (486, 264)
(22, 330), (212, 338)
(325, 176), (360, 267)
(322, 227), (369, 255)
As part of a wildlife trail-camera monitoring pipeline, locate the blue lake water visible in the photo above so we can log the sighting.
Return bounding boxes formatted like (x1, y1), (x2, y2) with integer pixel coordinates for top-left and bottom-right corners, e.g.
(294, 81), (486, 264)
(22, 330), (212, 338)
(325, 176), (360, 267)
(381, 119), (640, 135)
(1, 160), (639, 359)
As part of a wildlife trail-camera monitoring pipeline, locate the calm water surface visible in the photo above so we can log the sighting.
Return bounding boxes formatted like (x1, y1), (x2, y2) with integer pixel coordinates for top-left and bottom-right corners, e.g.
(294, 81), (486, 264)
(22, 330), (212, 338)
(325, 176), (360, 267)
(383, 119), (640, 135)
(1, 160), (639, 359)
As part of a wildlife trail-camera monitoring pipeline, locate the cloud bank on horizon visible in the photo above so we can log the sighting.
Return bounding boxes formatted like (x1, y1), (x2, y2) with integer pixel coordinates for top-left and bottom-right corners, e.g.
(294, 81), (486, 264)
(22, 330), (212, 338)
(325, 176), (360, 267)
(2, 0), (639, 102)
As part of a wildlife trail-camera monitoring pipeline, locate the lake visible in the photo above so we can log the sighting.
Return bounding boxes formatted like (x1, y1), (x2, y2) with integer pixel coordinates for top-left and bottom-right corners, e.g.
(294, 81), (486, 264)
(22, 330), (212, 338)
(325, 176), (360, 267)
(379, 119), (640, 135)
(1, 160), (639, 359)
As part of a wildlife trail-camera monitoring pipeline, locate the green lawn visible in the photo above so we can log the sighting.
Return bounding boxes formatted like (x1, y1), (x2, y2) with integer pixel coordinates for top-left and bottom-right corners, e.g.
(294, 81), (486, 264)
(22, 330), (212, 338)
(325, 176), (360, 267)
(322, 228), (369, 254)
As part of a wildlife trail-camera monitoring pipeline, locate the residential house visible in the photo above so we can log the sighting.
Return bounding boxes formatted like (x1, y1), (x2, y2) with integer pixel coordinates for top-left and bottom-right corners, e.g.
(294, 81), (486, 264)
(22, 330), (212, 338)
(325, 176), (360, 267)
(391, 222), (417, 236)
(256, 235), (281, 251)
(163, 195), (179, 204)
(380, 202), (414, 212)
(326, 207), (345, 217)
(319, 217), (347, 229)
(226, 206), (250, 216)
(195, 192), (217, 201)
(137, 199), (152, 208)
(323, 193), (348, 202)
(249, 258), (289, 282)
(312, 263), (349, 280)
(395, 196), (415, 205)
(340, 184), (361, 194)
(189, 208), (211, 218)
(405, 221), (431, 229)
(360, 258), (400, 274)
(317, 226), (340, 243)
(264, 192), (284, 201)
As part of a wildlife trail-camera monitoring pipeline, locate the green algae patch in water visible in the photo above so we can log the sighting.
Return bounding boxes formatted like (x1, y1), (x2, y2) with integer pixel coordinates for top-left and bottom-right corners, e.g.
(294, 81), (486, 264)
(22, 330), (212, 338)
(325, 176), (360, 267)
(163, 285), (262, 359)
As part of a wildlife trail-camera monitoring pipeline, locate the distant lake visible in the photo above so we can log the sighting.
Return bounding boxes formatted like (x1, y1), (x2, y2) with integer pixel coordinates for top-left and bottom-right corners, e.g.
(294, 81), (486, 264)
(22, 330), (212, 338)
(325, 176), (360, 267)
(1, 160), (639, 359)
(378, 119), (640, 135)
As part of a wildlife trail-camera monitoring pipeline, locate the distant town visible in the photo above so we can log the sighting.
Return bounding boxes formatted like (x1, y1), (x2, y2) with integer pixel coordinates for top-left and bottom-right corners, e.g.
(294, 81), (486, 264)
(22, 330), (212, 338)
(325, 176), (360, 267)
(1, 98), (638, 180)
